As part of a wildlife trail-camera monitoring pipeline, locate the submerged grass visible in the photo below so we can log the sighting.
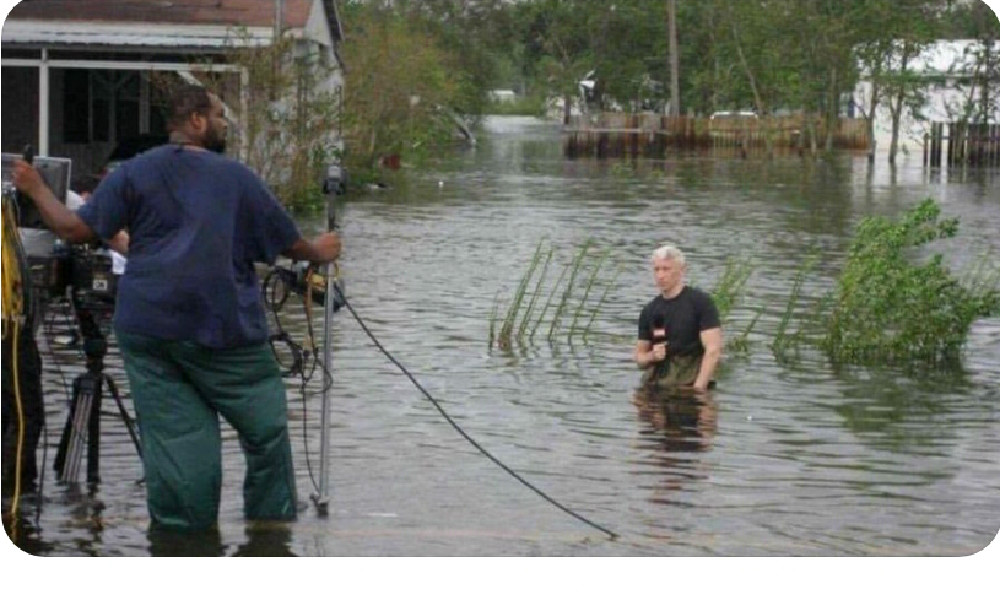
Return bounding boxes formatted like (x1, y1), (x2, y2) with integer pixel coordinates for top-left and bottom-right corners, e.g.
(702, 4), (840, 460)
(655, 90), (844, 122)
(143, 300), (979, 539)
(583, 264), (623, 342)
(497, 241), (545, 348)
(712, 256), (754, 320)
(772, 252), (819, 359)
(569, 247), (610, 340)
(494, 239), (618, 349)
(548, 239), (593, 340)
(518, 245), (554, 340)
(529, 261), (569, 341)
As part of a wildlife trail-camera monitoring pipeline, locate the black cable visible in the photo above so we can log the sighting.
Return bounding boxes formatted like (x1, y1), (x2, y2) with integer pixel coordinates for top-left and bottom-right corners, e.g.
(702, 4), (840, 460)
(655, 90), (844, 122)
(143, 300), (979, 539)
(261, 267), (321, 492)
(43, 302), (74, 402)
(330, 282), (618, 540)
(298, 340), (321, 494)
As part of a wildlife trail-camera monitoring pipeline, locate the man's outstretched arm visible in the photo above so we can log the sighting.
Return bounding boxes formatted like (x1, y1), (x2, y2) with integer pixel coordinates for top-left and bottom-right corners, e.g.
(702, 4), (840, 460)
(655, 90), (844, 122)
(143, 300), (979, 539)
(13, 160), (96, 243)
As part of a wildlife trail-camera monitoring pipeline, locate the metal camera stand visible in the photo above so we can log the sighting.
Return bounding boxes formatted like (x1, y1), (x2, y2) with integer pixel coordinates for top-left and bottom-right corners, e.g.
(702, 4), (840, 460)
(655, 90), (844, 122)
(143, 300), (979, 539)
(53, 307), (142, 484)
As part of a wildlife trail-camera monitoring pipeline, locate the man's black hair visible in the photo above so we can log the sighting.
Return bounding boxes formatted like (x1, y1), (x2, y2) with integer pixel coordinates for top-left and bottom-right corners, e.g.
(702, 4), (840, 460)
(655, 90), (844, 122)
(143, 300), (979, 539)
(167, 85), (214, 131)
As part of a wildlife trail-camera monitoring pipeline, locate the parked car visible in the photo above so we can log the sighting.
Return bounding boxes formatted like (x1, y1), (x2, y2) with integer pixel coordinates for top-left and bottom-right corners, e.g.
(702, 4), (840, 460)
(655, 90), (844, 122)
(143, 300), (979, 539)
(709, 110), (757, 121)
(708, 110), (758, 136)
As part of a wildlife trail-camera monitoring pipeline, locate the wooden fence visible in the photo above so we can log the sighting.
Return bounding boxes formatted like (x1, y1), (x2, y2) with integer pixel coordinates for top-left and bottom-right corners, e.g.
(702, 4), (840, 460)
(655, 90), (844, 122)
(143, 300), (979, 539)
(925, 122), (1000, 167)
(563, 113), (869, 157)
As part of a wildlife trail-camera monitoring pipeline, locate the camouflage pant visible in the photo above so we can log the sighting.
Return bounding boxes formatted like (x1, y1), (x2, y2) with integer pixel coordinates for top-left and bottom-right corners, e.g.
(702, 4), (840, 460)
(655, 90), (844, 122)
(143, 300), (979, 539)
(641, 354), (703, 389)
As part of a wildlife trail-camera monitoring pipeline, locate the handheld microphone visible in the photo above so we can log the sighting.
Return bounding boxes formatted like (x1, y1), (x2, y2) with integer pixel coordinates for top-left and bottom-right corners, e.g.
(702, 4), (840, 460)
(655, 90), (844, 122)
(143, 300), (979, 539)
(651, 313), (667, 346)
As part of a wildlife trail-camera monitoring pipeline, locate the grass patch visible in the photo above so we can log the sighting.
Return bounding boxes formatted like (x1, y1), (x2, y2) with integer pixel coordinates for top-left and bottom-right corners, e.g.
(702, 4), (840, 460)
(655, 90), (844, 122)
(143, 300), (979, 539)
(494, 239), (618, 349)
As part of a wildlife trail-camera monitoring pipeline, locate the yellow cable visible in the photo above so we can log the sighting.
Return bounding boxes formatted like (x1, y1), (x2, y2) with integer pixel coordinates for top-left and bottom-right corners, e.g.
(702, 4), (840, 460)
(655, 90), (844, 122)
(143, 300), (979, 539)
(11, 320), (25, 521)
(2, 199), (27, 526)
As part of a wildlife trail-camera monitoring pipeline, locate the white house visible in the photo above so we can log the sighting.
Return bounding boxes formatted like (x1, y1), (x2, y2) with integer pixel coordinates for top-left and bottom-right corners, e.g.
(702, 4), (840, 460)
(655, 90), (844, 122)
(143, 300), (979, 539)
(853, 39), (1000, 158)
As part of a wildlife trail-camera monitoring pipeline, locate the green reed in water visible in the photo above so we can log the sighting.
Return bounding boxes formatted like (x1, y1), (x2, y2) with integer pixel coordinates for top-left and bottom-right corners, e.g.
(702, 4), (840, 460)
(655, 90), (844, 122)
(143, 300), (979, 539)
(772, 251), (820, 359)
(497, 241), (546, 349)
(494, 239), (618, 349)
(569, 247), (610, 340)
(583, 264), (623, 342)
(518, 245), (554, 339)
(712, 256), (754, 320)
(547, 239), (593, 341)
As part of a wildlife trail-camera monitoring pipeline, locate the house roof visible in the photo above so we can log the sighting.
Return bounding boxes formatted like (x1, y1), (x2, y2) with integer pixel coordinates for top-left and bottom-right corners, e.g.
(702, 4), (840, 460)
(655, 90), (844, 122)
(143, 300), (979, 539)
(860, 39), (1000, 78)
(6, 0), (313, 28)
(2, 0), (342, 49)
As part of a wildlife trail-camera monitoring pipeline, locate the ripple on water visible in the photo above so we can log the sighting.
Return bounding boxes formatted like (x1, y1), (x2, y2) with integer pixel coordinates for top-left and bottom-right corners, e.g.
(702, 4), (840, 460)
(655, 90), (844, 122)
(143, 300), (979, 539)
(13, 119), (1000, 555)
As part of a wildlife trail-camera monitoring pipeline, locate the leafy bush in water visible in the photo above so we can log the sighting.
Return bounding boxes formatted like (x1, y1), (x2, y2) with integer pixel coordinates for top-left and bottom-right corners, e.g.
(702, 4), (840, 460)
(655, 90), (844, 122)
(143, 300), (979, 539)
(823, 199), (999, 364)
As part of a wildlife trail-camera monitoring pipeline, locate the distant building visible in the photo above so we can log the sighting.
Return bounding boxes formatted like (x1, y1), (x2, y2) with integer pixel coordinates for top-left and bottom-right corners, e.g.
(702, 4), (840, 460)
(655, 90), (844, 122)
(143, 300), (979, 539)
(853, 39), (1000, 157)
(488, 89), (516, 104)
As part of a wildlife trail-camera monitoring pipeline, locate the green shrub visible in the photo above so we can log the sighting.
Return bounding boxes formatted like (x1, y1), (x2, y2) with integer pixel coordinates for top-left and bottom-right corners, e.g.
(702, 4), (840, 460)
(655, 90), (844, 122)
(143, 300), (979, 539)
(822, 199), (998, 364)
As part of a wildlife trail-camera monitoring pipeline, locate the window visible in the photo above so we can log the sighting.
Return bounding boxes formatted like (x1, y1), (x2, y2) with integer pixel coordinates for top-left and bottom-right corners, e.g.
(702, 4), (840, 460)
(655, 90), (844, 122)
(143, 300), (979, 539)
(63, 70), (90, 142)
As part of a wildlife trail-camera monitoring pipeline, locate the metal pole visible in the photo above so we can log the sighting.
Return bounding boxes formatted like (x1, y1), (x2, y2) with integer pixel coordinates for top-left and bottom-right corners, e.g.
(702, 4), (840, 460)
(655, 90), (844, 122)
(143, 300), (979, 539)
(314, 191), (337, 516)
(314, 265), (334, 515)
(38, 49), (49, 156)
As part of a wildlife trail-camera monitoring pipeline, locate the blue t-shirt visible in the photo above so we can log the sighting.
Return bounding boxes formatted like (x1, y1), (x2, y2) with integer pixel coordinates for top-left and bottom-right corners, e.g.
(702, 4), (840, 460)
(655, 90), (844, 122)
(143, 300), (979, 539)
(78, 145), (301, 348)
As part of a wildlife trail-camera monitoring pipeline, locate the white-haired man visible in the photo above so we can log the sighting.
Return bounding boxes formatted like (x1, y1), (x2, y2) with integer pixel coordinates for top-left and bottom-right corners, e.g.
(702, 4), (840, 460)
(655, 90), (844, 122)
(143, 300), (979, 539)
(634, 244), (722, 390)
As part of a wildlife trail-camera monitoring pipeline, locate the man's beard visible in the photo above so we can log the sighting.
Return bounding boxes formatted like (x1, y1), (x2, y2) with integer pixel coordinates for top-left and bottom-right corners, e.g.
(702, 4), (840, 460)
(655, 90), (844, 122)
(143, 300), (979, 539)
(205, 129), (227, 154)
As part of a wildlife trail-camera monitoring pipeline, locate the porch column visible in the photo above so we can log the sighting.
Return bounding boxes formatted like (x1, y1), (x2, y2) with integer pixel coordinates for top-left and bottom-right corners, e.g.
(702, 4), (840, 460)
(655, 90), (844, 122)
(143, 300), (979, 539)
(38, 48), (49, 155)
(140, 71), (151, 134)
(240, 66), (250, 161)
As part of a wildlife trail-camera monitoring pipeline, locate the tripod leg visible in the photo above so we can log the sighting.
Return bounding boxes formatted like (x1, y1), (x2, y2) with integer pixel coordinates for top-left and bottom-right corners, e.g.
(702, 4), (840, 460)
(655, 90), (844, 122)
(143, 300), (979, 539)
(104, 374), (142, 460)
(59, 375), (95, 483)
(53, 378), (81, 476)
(87, 372), (103, 484)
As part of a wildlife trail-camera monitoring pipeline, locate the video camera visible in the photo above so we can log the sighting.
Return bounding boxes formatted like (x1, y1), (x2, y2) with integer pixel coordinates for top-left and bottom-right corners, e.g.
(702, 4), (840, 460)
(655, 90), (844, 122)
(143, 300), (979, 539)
(1, 150), (118, 317)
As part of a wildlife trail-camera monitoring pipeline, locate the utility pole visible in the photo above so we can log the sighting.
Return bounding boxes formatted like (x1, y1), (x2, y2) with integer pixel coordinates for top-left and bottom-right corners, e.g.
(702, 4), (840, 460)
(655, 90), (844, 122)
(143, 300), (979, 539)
(272, 0), (283, 102)
(668, 0), (680, 116)
(274, 0), (283, 38)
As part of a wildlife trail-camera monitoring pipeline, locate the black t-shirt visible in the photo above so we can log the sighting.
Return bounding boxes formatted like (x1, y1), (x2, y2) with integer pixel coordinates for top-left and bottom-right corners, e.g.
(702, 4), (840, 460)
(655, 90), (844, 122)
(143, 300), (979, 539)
(637, 286), (721, 357)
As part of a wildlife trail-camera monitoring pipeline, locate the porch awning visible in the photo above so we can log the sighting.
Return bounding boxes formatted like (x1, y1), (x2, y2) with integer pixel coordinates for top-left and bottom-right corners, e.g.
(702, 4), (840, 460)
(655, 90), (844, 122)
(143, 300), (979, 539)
(2, 20), (275, 51)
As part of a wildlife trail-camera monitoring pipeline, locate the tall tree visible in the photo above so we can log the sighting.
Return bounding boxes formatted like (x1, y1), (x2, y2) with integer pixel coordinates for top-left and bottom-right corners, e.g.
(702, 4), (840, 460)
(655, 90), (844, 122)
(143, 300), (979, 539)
(339, 3), (465, 172)
(881, 1), (937, 164)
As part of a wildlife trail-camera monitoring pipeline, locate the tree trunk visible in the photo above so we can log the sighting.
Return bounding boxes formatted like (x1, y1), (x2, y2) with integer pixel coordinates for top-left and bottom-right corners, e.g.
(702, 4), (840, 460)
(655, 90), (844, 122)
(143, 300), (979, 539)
(981, 37), (993, 123)
(809, 113), (818, 157)
(563, 92), (572, 125)
(667, 0), (680, 116)
(867, 78), (879, 163)
(825, 67), (837, 152)
(730, 19), (772, 156)
(888, 51), (910, 165)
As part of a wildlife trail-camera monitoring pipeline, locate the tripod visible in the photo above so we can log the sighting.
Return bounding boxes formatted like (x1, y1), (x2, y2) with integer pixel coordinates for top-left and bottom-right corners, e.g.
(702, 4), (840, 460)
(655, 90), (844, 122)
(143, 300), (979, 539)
(53, 308), (142, 484)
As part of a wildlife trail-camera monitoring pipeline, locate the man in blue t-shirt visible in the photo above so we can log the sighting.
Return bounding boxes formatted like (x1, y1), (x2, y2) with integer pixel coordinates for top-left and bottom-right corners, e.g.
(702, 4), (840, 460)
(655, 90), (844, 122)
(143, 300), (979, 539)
(634, 244), (722, 391)
(13, 85), (342, 531)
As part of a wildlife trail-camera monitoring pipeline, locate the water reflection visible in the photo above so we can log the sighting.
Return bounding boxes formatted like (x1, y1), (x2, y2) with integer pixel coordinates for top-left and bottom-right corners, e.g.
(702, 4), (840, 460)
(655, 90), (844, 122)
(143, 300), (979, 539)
(830, 368), (968, 454)
(2, 508), (54, 556)
(632, 385), (717, 504)
(144, 523), (295, 557)
(634, 386), (718, 452)
(147, 525), (225, 557)
(233, 523), (296, 557)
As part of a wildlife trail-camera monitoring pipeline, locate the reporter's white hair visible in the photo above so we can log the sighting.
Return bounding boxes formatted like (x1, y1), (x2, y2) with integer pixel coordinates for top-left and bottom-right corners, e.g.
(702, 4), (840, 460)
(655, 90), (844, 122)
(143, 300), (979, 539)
(651, 243), (686, 264)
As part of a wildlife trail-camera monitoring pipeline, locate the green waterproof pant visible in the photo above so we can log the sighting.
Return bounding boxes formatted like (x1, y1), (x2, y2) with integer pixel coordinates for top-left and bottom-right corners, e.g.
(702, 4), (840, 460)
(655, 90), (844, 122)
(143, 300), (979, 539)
(642, 354), (703, 389)
(117, 332), (297, 530)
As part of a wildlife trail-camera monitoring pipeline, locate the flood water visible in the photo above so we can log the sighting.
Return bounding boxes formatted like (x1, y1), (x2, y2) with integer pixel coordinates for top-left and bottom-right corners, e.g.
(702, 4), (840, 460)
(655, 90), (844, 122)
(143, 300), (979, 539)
(6, 116), (1000, 556)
